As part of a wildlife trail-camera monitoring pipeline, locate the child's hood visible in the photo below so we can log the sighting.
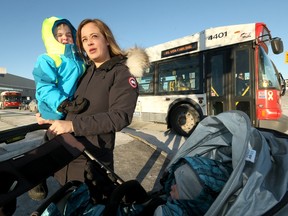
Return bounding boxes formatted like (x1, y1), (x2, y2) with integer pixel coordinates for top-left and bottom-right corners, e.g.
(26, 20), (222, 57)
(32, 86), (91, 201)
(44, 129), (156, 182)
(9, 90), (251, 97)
(41, 16), (76, 55)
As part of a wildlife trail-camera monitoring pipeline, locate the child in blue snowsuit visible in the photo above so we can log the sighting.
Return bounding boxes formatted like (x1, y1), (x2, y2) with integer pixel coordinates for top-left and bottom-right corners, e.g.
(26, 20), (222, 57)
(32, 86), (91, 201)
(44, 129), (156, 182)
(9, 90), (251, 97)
(32, 16), (86, 120)
(153, 156), (233, 216)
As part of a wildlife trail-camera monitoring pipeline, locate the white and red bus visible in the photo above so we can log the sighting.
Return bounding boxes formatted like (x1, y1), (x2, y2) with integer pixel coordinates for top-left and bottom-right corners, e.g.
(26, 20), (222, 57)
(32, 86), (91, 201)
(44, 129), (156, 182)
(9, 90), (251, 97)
(135, 22), (286, 136)
(0, 91), (22, 109)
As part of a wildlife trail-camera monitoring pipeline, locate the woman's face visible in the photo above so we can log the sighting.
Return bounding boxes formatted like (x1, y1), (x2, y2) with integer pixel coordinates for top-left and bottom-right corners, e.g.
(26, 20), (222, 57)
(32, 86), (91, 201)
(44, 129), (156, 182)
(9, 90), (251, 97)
(80, 22), (111, 67)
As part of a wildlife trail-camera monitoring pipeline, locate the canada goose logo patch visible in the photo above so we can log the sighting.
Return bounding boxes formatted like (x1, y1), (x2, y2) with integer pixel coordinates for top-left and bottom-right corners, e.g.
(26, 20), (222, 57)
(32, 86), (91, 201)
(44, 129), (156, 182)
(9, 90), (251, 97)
(129, 77), (137, 88)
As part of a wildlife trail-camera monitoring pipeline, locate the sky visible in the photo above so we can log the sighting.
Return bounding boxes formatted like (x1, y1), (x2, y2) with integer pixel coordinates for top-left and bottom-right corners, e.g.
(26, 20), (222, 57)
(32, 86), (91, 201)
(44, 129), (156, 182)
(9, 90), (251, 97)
(0, 0), (287, 80)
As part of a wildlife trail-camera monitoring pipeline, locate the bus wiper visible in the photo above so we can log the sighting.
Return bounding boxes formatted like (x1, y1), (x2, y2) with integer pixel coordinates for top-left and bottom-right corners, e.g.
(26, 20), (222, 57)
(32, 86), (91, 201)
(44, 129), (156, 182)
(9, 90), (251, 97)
(0, 123), (50, 144)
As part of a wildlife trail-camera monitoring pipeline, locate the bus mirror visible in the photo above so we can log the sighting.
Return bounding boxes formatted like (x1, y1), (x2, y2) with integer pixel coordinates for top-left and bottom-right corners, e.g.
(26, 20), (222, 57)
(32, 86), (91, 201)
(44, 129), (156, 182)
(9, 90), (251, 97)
(271, 37), (283, 54)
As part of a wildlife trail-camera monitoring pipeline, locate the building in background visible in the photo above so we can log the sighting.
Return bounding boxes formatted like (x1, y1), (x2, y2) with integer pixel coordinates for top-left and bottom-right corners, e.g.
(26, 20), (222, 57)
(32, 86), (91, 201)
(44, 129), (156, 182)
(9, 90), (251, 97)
(0, 68), (35, 100)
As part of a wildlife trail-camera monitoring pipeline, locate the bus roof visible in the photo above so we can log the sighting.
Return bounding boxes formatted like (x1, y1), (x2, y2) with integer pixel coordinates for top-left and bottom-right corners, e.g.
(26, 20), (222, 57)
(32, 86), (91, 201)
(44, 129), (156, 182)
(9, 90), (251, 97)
(146, 22), (266, 62)
(0, 91), (21, 95)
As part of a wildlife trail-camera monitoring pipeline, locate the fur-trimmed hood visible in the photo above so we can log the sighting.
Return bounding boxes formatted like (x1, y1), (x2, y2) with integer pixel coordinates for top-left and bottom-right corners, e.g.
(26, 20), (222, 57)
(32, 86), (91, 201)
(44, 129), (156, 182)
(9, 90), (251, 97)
(125, 47), (149, 78)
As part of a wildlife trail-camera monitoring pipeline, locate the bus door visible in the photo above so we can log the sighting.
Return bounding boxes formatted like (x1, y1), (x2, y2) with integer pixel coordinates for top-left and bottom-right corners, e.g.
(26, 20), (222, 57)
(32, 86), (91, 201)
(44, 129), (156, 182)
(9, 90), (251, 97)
(233, 48), (254, 123)
(205, 49), (233, 115)
(206, 47), (254, 122)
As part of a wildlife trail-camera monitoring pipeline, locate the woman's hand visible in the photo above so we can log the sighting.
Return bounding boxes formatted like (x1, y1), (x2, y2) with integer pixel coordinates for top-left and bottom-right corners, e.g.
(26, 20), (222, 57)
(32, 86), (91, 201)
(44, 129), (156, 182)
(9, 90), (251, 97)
(35, 113), (74, 135)
(48, 120), (74, 135)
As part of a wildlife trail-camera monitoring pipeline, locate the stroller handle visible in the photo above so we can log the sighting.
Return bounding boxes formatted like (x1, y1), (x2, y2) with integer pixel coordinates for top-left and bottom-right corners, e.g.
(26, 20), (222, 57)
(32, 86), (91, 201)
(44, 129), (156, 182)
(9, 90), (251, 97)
(0, 123), (51, 144)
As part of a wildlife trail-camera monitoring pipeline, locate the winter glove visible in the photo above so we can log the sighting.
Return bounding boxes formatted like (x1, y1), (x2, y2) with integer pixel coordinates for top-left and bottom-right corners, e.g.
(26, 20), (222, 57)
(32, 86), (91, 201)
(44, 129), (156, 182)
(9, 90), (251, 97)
(57, 97), (88, 114)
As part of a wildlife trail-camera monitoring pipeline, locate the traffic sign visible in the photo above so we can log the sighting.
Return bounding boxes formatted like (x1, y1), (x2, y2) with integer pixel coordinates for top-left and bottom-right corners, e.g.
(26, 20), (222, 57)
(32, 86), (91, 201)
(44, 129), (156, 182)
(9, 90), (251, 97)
(285, 51), (288, 64)
(0, 67), (7, 74)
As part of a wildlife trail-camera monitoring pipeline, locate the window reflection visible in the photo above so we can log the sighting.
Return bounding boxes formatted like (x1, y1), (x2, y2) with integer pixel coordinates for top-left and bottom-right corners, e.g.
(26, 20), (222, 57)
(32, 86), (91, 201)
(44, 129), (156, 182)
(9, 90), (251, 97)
(258, 47), (280, 89)
(210, 55), (223, 97)
(235, 49), (250, 96)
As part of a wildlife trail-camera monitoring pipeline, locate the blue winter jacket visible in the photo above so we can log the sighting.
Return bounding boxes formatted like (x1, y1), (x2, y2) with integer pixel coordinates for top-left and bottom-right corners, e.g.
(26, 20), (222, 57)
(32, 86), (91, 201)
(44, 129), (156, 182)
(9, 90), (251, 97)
(32, 16), (85, 119)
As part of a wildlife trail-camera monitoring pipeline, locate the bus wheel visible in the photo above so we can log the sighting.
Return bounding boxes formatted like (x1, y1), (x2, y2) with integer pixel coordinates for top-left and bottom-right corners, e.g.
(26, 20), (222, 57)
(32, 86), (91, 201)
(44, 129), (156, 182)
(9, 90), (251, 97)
(170, 104), (200, 137)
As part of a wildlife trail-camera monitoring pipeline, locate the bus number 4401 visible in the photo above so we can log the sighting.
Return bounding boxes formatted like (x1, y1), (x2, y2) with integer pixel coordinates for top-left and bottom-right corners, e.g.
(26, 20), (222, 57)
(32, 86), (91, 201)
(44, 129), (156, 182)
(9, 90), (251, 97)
(208, 32), (227, 40)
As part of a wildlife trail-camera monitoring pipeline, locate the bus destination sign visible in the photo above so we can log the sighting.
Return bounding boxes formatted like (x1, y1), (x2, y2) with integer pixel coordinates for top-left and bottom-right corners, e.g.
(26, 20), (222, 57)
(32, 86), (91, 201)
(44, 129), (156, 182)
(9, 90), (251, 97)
(161, 42), (198, 58)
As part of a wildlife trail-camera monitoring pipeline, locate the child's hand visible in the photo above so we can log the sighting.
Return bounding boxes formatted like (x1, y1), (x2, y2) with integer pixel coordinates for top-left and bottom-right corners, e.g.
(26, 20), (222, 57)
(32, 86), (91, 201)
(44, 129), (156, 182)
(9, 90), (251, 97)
(35, 113), (53, 125)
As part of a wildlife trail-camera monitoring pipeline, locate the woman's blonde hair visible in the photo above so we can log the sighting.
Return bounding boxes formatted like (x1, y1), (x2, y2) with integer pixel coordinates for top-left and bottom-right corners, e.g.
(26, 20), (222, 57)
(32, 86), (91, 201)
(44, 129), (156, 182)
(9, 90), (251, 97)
(76, 19), (123, 62)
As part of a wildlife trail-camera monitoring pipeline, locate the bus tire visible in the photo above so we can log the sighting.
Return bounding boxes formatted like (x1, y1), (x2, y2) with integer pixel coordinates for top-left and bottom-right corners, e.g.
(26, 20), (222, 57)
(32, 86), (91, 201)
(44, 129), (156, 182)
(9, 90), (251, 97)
(170, 104), (200, 137)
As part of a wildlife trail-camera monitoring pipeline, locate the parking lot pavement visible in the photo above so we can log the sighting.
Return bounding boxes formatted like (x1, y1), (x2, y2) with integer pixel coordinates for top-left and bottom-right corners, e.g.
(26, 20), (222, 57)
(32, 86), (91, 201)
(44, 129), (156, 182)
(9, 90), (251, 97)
(281, 96), (288, 134)
(282, 95), (288, 116)
(123, 121), (186, 159)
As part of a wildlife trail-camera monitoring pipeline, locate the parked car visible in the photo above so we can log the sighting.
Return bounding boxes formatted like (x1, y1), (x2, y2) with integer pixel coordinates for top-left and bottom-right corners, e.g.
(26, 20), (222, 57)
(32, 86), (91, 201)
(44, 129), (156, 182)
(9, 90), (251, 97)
(28, 99), (38, 113)
(18, 100), (31, 110)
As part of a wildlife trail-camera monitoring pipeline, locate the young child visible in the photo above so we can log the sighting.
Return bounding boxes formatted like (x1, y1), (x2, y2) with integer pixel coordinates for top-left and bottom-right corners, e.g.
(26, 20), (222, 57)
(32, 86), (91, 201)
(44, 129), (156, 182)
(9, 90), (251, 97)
(32, 16), (87, 120)
(28, 16), (87, 202)
(154, 156), (233, 216)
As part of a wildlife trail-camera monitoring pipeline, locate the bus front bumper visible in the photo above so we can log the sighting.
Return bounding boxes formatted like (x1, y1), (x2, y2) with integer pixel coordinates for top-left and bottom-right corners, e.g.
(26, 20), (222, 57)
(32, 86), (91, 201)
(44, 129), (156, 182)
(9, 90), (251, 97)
(259, 114), (288, 133)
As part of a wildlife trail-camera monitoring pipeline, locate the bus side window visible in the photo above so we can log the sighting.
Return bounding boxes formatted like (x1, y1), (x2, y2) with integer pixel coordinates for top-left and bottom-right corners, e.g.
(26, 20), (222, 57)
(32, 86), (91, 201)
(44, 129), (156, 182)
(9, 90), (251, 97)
(138, 84), (145, 93)
(185, 80), (191, 89)
(236, 72), (249, 96)
(159, 78), (165, 92)
(148, 80), (154, 92)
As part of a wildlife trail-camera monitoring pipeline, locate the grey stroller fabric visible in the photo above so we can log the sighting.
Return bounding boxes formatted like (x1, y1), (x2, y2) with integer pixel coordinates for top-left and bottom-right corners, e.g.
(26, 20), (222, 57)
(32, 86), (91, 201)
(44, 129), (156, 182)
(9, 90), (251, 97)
(166, 110), (288, 216)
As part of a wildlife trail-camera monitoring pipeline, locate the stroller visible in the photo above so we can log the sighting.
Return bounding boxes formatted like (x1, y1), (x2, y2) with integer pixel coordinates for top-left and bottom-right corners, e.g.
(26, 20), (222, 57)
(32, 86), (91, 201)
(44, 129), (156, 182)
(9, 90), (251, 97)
(1, 110), (288, 215)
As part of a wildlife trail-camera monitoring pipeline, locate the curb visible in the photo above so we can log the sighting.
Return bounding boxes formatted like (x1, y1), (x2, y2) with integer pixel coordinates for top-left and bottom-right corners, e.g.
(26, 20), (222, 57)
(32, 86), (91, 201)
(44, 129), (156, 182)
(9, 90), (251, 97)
(122, 131), (171, 160)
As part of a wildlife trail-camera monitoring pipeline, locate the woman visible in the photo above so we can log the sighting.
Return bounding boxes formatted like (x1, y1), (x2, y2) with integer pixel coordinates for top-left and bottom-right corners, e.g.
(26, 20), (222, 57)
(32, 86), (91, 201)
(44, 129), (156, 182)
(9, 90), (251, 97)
(37, 19), (149, 186)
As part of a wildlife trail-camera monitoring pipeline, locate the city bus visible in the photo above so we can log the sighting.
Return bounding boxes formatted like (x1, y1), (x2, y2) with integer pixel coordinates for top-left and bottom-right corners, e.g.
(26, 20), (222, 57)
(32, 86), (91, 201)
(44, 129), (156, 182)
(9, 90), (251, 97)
(134, 22), (286, 136)
(0, 91), (22, 109)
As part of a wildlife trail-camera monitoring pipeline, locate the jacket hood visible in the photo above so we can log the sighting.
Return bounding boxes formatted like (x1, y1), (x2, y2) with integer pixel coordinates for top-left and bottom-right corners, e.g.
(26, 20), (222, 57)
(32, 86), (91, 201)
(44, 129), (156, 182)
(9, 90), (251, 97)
(125, 47), (150, 78)
(42, 16), (76, 55)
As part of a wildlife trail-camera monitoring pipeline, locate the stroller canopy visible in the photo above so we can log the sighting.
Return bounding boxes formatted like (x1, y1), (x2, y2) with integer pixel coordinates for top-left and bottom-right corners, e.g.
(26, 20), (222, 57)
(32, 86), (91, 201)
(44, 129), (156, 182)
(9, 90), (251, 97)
(165, 110), (288, 216)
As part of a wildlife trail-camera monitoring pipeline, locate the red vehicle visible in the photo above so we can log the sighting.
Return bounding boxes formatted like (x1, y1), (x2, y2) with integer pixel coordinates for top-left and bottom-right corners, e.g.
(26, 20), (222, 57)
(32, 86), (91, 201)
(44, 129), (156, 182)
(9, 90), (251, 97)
(0, 91), (22, 109)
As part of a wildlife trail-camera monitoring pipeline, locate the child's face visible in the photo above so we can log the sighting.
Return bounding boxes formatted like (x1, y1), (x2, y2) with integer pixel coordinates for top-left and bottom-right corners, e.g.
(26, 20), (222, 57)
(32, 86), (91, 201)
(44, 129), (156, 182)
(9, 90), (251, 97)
(170, 184), (179, 200)
(55, 24), (73, 44)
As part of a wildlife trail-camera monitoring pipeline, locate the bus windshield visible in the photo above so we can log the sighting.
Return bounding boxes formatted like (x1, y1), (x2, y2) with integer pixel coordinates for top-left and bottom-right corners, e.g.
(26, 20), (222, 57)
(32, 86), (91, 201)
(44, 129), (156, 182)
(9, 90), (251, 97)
(3, 95), (21, 102)
(258, 47), (280, 89)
